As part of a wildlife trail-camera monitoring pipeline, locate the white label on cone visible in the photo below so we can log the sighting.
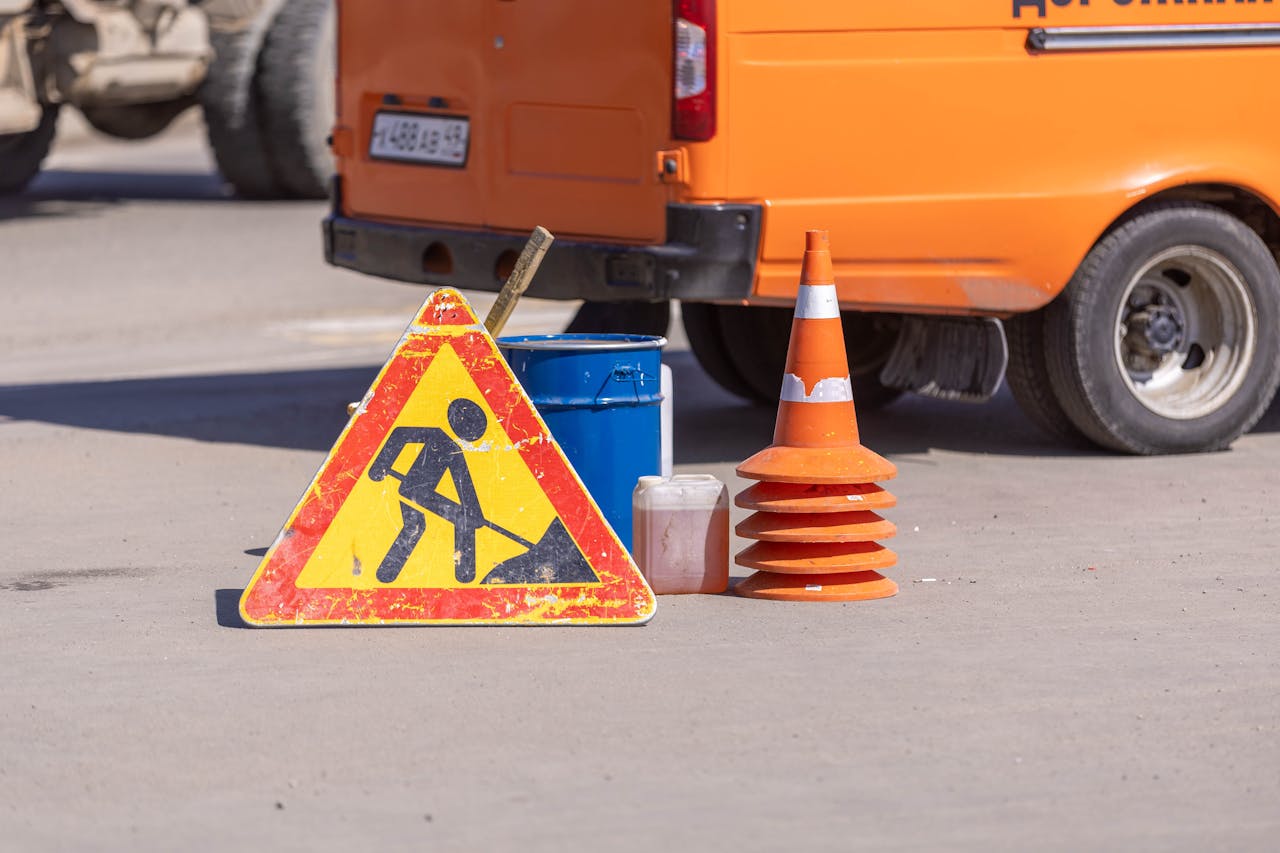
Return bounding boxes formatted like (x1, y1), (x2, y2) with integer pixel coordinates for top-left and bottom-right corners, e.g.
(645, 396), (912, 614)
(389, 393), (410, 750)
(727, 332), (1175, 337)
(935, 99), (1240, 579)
(794, 285), (840, 320)
(780, 373), (854, 403)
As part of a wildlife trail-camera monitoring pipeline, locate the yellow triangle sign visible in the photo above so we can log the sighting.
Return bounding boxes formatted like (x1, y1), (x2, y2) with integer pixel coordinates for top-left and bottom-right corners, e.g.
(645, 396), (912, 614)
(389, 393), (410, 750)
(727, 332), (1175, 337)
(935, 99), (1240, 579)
(239, 288), (656, 625)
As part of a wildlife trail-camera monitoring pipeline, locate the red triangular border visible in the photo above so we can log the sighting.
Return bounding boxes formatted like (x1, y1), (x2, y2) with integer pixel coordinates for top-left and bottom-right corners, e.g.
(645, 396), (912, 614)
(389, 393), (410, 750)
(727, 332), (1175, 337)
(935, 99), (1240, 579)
(239, 289), (655, 625)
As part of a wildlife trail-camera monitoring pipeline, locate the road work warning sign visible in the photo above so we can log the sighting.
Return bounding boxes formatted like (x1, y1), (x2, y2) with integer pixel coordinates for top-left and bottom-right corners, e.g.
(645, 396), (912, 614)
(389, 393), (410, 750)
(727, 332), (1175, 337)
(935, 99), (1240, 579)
(239, 288), (656, 626)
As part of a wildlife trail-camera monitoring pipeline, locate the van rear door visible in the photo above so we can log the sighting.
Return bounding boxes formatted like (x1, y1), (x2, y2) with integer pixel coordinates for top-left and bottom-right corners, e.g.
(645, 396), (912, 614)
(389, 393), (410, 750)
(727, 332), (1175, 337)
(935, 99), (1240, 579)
(338, 0), (672, 243)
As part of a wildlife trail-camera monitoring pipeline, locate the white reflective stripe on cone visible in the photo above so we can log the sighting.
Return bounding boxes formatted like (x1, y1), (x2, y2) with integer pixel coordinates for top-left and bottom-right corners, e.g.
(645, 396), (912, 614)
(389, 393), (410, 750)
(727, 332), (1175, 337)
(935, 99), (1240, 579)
(780, 373), (854, 403)
(794, 284), (840, 320)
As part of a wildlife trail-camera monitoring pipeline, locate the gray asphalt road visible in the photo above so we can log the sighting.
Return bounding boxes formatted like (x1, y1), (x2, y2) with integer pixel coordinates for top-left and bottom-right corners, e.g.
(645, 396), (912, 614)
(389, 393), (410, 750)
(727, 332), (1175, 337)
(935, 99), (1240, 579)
(2, 112), (1278, 852)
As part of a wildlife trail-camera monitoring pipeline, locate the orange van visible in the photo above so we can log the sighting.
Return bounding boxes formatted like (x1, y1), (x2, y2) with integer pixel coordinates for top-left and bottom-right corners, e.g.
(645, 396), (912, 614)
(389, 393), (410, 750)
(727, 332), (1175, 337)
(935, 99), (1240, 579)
(324, 1), (1280, 454)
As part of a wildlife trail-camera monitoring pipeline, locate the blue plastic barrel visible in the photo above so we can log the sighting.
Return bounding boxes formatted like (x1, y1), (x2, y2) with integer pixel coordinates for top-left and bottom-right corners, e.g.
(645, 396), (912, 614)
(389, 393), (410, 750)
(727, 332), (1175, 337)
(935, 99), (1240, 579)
(499, 334), (666, 550)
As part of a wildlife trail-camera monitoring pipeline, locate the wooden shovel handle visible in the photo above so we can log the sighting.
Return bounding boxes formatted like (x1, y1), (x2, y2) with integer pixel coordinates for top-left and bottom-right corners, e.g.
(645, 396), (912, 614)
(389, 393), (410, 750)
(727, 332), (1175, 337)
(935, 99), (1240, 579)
(484, 226), (555, 337)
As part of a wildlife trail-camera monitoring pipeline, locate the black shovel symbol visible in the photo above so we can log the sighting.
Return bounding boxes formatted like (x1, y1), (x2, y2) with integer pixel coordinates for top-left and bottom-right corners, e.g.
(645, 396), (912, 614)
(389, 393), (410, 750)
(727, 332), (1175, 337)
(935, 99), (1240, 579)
(384, 468), (536, 550)
(384, 470), (597, 585)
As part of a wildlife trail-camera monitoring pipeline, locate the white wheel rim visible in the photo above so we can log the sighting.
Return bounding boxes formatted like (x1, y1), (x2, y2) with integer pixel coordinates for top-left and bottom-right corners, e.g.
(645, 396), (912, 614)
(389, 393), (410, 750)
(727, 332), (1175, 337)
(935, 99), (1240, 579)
(1113, 245), (1257, 420)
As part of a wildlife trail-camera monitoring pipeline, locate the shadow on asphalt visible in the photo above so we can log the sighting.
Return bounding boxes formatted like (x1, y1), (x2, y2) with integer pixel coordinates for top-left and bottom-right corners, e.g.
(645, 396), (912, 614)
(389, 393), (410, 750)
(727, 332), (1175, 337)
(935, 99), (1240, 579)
(0, 170), (228, 220)
(0, 365), (372, 451)
(31, 169), (228, 199)
(215, 589), (248, 629)
(672, 350), (1102, 462)
(0, 169), (322, 221)
(7, 350), (1262, 459)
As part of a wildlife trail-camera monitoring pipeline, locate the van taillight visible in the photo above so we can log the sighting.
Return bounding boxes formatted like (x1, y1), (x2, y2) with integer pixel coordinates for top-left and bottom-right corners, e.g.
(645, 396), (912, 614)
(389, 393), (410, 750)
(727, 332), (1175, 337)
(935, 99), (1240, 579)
(673, 0), (716, 141)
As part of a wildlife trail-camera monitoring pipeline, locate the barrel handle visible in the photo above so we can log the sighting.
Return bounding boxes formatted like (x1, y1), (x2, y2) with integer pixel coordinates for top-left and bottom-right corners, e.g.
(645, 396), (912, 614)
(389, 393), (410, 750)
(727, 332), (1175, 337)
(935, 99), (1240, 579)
(597, 364), (661, 405)
(611, 365), (657, 384)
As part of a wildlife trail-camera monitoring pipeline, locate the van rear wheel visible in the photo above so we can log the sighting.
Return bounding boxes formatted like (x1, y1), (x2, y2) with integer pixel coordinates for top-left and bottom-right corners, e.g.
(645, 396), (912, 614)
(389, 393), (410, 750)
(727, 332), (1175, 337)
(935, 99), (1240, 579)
(681, 302), (903, 408)
(715, 304), (794, 402)
(680, 302), (759, 401)
(1043, 202), (1280, 454)
(564, 300), (671, 337)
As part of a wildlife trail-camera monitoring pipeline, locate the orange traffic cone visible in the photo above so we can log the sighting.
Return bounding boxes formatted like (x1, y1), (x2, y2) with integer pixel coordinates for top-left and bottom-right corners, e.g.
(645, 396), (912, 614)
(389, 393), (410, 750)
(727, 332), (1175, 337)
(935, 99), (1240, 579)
(734, 230), (898, 602)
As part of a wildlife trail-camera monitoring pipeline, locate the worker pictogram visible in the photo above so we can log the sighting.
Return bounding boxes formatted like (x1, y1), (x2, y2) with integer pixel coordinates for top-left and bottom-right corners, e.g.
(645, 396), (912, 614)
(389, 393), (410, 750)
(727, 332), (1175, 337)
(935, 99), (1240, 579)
(368, 399), (595, 586)
(239, 288), (655, 626)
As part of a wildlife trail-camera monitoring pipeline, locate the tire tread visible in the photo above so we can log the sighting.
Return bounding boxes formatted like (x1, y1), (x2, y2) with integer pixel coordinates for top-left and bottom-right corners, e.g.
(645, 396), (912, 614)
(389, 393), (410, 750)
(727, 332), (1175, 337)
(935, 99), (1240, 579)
(199, 0), (288, 199)
(257, 0), (333, 200)
(1003, 310), (1090, 446)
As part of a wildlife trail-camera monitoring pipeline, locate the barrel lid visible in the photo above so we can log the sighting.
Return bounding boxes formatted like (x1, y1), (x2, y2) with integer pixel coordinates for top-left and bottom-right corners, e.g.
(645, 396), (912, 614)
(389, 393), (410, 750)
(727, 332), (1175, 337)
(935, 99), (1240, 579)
(498, 334), (668, 352)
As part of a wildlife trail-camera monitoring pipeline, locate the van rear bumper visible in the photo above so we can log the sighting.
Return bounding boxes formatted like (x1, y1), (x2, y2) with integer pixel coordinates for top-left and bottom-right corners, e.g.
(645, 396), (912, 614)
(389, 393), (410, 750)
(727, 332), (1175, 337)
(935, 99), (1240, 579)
(324, 201), (762, 302)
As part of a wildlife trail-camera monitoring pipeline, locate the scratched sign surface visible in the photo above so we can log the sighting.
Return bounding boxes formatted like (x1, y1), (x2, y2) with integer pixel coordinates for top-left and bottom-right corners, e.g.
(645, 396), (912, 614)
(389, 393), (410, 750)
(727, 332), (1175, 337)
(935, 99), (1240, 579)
(239, 288), (656, 626)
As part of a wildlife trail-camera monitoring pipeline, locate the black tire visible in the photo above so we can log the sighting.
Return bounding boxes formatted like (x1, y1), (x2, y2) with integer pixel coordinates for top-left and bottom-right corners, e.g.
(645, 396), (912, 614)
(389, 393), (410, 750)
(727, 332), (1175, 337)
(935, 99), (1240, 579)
(680, 301), (760, 402)
(1043, 202), (1280, 454)
(563, 300), (671, 337)
(257, 0), (335, 200)
(717, 304), (793, 402)
(681, 302), (904, 408)
(0, 105), (57, 195)
(199, 0), (287, 198)
(81, 100), (191, 140)
(842, 311), (906, 410)
(1003, 310), (1091, 446)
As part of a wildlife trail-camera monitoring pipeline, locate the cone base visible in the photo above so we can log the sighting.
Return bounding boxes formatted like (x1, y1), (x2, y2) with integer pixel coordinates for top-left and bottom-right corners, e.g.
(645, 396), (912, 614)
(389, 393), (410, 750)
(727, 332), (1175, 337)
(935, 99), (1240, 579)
(737, 444), (896, 484)
(735, 570), (897, 602)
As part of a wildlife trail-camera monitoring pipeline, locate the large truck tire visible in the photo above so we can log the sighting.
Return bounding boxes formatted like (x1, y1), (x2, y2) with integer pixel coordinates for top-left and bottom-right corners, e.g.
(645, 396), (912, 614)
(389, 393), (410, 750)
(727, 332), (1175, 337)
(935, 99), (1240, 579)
(1043, 202), (1280, 454)
(682, 302), (903, 409)
(199, 0), (287, 198)
(0, 105), (57, 195)
(256, 0), (335, 200)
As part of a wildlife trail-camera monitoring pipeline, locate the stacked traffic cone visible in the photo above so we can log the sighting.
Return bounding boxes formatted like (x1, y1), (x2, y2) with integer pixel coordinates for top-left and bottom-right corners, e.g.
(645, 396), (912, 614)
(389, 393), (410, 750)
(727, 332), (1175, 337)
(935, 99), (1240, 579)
(734, 230), (898, 601)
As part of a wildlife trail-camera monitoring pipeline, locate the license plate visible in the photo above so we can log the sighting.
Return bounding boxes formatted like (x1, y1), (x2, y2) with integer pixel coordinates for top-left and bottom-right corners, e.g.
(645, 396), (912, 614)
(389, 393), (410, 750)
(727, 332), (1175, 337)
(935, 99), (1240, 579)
(368, 112), (469, 167)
